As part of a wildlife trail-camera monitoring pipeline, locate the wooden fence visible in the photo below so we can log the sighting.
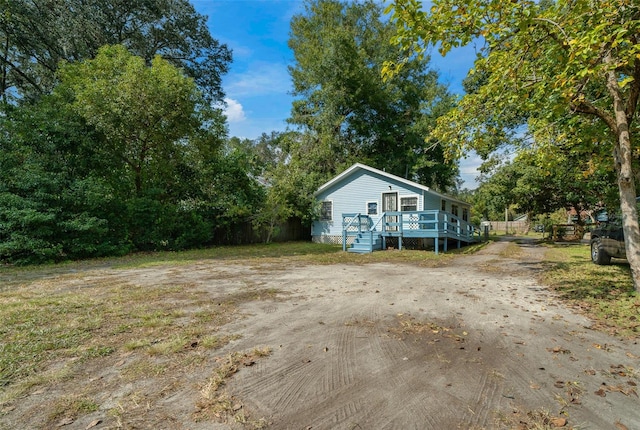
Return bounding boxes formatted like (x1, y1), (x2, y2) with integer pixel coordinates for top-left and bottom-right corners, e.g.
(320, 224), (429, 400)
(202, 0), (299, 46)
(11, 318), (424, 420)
(212, 217), (310, 246)
(481, 221), (529, 234)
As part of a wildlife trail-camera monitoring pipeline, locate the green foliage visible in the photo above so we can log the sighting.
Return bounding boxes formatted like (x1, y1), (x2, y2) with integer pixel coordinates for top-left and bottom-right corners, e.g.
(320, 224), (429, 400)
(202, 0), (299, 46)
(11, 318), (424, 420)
(57, 44), (205, 196)
(0, 97), (128, 264)
(387, 0), (640, 289)
(0, 0), (231, 103)
(0, 45), (268, 264)
(471, 147), (618, 222)
(288, 0), (458, 192)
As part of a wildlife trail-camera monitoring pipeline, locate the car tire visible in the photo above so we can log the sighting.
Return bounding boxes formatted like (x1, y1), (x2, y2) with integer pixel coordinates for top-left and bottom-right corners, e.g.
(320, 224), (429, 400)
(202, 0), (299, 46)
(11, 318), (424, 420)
(591, 239), (611, 265)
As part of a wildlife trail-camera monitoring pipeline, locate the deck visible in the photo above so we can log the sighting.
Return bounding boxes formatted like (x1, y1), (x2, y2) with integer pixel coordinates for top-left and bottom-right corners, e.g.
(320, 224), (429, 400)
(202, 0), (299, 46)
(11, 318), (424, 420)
(342, 211), (480, 254)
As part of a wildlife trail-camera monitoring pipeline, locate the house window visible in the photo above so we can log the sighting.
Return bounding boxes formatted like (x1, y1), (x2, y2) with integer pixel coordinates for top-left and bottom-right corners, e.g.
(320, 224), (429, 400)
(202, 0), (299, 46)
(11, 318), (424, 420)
(451, 205), (459, 217)
(441, 200), (446, 211)
(400, 197), (418, 211)
(320, 201), (333, 221)
(367, 201), (378, 215)
(462, 208), (468, 222)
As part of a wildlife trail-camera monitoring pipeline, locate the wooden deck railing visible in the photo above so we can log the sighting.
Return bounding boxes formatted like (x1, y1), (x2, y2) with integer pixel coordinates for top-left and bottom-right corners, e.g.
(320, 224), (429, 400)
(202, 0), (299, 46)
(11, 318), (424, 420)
(342, 213), (372, 251)
(342, 210), (480, 252)
(381, 210), (479, 241)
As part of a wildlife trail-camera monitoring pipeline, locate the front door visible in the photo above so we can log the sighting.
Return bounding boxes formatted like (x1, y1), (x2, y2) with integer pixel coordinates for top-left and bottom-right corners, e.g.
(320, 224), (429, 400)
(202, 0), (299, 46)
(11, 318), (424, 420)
(382, 192), (398, 231)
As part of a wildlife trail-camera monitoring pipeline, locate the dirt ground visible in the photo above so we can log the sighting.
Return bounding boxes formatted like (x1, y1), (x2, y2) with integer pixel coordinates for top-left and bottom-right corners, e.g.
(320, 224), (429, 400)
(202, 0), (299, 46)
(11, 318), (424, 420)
(2, 240), (639, 429)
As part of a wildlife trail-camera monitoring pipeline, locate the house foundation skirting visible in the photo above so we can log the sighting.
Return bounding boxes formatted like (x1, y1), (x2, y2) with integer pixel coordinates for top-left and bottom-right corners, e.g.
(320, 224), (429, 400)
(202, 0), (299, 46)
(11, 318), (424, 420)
(313, 235), (352, 245)
(314, 235), (443, 250)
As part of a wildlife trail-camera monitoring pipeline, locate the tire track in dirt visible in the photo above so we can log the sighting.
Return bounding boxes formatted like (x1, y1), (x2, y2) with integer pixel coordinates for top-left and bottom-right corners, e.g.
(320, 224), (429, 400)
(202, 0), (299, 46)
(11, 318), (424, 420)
(236, 347), (326, 413)
(322, 313), (358, 394)
(285, 307), (384, 428)
(459, 370), (502, 427)
(218, 243), (640, 429)
(277, 315), (481, 429)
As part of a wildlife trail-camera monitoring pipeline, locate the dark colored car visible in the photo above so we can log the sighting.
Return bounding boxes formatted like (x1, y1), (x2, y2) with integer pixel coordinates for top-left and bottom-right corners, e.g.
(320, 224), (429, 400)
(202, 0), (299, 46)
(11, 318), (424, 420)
(590, 222), (626, 265)
(590, 198), (640, 264)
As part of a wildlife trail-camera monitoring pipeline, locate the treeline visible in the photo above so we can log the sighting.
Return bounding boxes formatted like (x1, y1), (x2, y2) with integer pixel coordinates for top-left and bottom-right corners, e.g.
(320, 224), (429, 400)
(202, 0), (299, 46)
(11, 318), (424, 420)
(0, 45), (267, 264)
(0, 1), (264, 264)
(0, 0), (461, 265)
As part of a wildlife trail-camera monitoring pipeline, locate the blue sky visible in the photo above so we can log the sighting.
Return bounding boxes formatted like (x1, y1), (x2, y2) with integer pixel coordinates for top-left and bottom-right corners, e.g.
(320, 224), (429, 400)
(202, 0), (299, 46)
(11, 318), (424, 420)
(191, 0), (482, 188)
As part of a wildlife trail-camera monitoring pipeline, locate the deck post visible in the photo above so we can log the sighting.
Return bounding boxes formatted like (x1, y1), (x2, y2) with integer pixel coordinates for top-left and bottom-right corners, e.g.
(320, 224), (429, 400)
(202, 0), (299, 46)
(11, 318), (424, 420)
(342, 229), (346, 252)
(340, 209), (477, 255)
(398, 212), (403, 250)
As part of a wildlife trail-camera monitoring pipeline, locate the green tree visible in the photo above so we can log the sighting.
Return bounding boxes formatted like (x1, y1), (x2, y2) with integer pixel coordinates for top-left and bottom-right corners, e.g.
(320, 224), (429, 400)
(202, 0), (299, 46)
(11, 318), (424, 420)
(288, 0), (458, 191)
(387, 0), (640, 290)
(0, 96), (128, 263)
(57, 44), (207, 196)
(0, 0), (230, 103)
(472, 147), (617, 232)
(0, 44), (246, 262)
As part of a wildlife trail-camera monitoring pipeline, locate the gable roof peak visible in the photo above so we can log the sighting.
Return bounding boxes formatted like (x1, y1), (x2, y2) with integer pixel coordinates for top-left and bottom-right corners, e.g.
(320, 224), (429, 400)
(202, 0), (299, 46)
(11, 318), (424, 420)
(314, 163), (431, 196)
(314, 162), (469, 207)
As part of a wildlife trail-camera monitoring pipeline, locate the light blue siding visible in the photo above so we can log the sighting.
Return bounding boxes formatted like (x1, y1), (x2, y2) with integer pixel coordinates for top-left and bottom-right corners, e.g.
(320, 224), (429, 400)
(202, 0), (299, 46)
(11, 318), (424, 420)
(423, 191), (441, 212)
(313, 170), (427, 237)
(312, 164), (472, 241)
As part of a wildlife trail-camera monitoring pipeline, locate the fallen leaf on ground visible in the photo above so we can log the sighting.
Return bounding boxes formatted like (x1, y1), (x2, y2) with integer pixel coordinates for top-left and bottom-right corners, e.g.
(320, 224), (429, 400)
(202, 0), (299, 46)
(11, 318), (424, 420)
(85, 420), (101, 429)
(551, 417), (567, 427)
(56, 417), (74, 427)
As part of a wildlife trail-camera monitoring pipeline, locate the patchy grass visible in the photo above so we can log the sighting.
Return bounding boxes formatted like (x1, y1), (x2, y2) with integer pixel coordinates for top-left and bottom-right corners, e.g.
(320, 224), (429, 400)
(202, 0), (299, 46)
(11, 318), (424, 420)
(499, 242), (525, 259)
(540, 244), (639, 338)
(0, 277), (247, 403)
(0, 240), (484, 427)
(195, 347), (272, 428)
(0, 241), (463, 289)
(3, 239), (635, 427)
(46, 395), (99, 427)
(495, 407), (571, 430)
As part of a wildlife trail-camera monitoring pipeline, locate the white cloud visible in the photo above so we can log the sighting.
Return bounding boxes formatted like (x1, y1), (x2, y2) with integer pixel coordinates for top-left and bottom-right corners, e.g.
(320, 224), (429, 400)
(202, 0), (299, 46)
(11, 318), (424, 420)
(222, 98), (246, 123)
(225, 62), (292, 98)
(458, 151), (483, 190)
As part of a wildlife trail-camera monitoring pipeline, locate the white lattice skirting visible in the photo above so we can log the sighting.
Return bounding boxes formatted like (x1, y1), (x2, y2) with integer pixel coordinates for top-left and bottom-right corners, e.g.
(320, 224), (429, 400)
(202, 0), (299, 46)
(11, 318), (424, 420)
(312, 235), (353, 245)
(313, 235), (436, 250)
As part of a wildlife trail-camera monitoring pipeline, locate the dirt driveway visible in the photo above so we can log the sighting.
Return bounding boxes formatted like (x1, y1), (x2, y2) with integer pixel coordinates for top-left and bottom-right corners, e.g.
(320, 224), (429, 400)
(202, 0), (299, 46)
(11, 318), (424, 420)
(220, 241), (639, 430)
(2, 240), (639, 429)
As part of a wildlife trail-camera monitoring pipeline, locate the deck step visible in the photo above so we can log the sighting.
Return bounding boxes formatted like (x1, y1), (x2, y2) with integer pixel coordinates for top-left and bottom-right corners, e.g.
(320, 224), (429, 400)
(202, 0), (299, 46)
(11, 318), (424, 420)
(348, 233), (382, 253)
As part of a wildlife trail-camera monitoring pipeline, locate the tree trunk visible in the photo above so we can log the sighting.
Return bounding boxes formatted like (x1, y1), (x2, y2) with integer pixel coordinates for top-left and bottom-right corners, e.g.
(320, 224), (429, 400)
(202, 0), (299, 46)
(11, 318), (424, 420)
(605, 61), (640, 292)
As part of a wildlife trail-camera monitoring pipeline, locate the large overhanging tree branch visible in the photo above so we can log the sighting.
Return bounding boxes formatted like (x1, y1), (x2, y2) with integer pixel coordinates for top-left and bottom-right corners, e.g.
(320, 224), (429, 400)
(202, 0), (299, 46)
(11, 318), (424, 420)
(0, 0), (231, 103)
(385, 0), (640, 291)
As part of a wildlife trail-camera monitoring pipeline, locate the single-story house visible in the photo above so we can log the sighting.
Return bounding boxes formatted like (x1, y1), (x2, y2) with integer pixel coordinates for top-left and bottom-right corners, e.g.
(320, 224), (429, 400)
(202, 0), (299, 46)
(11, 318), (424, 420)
(311, 163), (475, 252)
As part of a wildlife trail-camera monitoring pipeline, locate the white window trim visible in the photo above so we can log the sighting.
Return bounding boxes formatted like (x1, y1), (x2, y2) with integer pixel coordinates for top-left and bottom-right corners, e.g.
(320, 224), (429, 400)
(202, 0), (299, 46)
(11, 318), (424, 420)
(399, 194), (420, 211)
(366, 200), (378, 215)
(320, 200), (333, 222)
